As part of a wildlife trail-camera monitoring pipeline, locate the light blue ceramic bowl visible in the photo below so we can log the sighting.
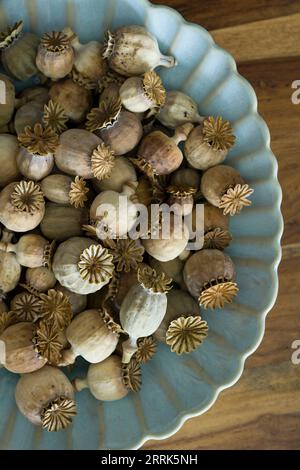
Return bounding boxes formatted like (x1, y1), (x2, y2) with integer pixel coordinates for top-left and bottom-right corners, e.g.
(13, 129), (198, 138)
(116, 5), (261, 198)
(0, 0), (283, 450)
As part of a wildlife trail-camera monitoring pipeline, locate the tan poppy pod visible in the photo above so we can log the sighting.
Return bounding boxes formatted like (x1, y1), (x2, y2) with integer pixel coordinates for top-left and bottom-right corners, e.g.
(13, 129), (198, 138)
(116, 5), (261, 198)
(40, 203), (88, 242)
(155, 289), (201, 344)
(15, 366), (76, 431)
(42, 99), (68, 134)
(0, 180), (45, 232)
(91, 143), (137, 193)
(201, 165), (254, 216)
(103, 25), (176, 76)
(134, 123), (193, 176)
(149, 257), (185, 286)
(0, 21), (39, 80)
(14, 101), (44, 136)
(0, 134), (20, 187)
(170, 167), (200, 191)
(18, 86), (49, 107)
(183, 249), (238, 309)
(17, 124), (59, 181)
(86, 97), (143, 156)
(142, 213), (189, 262)
(0, 230), (21, 296)
(0, 73), (15, 127)
(184, 117), (236, 171)
(56, 285), (87, 316)
(0, 322), (47, 374)
(4, 233), (54, 268)
(74, 355), (141, 401)
(36, 31), (74, 80)
(157, 90), (204, 128)
(25, 267), (56, 294)
(55, 129), (102, 179)
(60, 309), (120, 365)
(53, 237), (114, 295)
(167, 185), (197, 216)
(49, 78), (92, 123)
(10, 291), (42, 322)
(38, 289), (72, 330)
(120, 266), (172, 363)
(192, 203), (232, 250)
(120, 71), (166, 113)
(41, 174), (89, 209)
(63, 27), (108, 89)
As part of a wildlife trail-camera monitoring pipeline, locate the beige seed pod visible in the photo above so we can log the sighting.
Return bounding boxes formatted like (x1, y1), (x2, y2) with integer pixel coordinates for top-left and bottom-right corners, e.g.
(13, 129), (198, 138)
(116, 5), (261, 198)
(60, 309), (120, 365)
(36, 31), (74, 80)
(56, 285), (87, 316)
(74, 355), (141, 401)
(18, 86), (49, 107)
(41, 174), (73, 205)
(0, 180), (45, 232)
(120, 266), (172, 363)
(0, 73), (15, 127)
(149, 257), (185, 286)
(14, 101), (44, 136)
(53, 237), (114, 295)
(183, 249), (238, 309)
(184, 117), (236, 171)
(0, 21), (39, 81)
(167, 185), (196, 216)
(120, 71), (166, 113)
(0, 230), (21, 296)
(103, 25), (176, 76)
(0, 134), (20, 187)
(24, 266), (56, 293)
(0, 322), (47, 373)
(192, 203), (232, 250)
(134, 123), (193, 176)
(170, 168), (200, 192)
(15, 366), (76, 430)
(49, 78), (92, 123)
(201, 165), (254, 216)
(157, 90), (204, 128)
(10, 291), (41, 322)
(40, 203), (88, 242)
(3, 233), (54, 268)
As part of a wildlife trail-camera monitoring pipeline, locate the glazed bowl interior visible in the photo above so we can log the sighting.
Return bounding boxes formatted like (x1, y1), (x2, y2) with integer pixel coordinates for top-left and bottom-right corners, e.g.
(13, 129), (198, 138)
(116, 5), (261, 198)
(0, 0), (283, 450)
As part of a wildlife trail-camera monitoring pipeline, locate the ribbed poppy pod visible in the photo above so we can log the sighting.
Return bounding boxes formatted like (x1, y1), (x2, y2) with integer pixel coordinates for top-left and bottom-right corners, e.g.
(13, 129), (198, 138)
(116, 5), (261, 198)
(183, 249), (238, 309)
(41, 175), (89, 209)
(184, 116), (236, 171)
(0, 134), (20, 187)
(120, 71), (166, 113)
(201, 165), (254, 216)
(56, 285), (87, 316)
(24, 267), (56, 294)
(170, 167), (201, 191)
(49, 79), (92, 123)
(0, 180), (45, 232)
(73, 355), (141, 401)
(40, 203), (88, 242)
(36, 31), (74, 80)
(192, 203), (232, 250)
(157, 90), (204, 128)
(0, 21), (39, 80)
(0, 73), (15, 127)
(14, 101), (44, 136)
(103, 25), (176, 76)
(3, 233), (54, 268)
(0, 230), (21, 296)
(15, 366), (77, 431)
(18, 86), (49, 107)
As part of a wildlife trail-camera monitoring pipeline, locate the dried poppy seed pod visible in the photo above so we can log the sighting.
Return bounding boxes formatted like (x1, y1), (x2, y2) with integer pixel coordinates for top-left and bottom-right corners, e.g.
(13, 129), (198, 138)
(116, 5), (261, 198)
(53, 237), (114, 295)
(103, 25), (176, 76)
(56, 285), (87, 316)
(36, 31), (74, 80)
(55, 129), (102, 179)
(135, 123), (193, 176)
(0, 73), (15, 127)
(17, 124), (59, 181)
(10, 291), (42, 322)
(142, 213), (189, 262)
(167, 185), (196, 216)
(60, 309), (120, 365)
(63, 27), (108, 89)
(41, 174), (89, 209)
(18, 86), (49, 107)
(49, 79), (92, 123)
(201, 165), (254, 216)
(112, 262), (148, 310)
(0, 134), (20, 187)
(91, 143), (137, 193)
(183, 249), (238, 309)
(157, 90), (204, 128)
(15, 366), (76, 431)
(0, 21), (39, 81)
(74, 355), (141, 401)
(14, 101), (44, 136)
(3, 233), (54, 268)
(42, 99), (68, 134)
(170, 168), (200, 191)
(0, 230), (21, 296)
(90, 187), (138, 238)
(25, 267), (56, 294)
(149, 257), (185, 287)
(0, 322), (47, 373)
(40, 203), (88, 241)
(120, 266), (172, 363)
(192, 203), (232, 250)
(0, 180), (45, 232)
(86, 97), (143, 155)
(120, 71), (166, 113)
(184, 116), (236, 171)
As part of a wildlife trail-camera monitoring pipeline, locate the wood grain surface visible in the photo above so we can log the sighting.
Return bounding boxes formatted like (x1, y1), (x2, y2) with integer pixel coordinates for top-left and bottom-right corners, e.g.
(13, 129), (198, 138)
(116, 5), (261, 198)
(143, 0), (300, 450)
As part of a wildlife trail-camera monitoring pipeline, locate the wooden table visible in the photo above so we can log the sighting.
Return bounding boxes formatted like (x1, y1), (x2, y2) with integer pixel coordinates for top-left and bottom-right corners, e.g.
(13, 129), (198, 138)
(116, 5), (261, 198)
(143, 0), (300, 450)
